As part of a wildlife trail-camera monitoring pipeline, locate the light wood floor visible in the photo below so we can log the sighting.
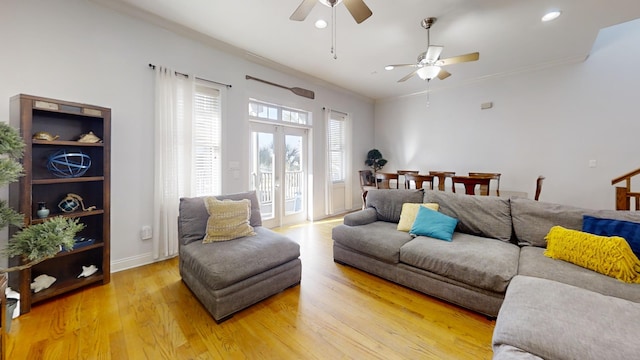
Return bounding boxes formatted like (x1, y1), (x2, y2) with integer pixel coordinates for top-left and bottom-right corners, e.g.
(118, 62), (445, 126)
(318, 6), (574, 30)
(6, 217), (495, 359)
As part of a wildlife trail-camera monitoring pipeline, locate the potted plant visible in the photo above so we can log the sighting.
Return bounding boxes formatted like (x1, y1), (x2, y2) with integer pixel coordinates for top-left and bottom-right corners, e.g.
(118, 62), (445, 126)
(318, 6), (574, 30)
(364, 149), (388, 175)
(0, 122), (83, 329)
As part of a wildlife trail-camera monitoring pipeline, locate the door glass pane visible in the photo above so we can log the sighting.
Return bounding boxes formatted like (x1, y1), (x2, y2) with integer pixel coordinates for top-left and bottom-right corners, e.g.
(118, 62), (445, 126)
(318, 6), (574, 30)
(252, 131), (275, 220)
(284, 134), (303, 215)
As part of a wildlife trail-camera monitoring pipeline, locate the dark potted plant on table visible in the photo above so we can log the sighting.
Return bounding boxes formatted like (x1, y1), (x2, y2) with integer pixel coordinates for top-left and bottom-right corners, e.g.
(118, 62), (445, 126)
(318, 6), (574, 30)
(0, 122), (84, 330)
(365, 149), (388, 177)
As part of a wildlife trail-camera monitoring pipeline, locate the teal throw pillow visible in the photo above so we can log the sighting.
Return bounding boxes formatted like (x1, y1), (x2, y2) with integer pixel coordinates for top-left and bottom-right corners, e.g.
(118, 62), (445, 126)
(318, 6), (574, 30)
(410, 206), (458, 241)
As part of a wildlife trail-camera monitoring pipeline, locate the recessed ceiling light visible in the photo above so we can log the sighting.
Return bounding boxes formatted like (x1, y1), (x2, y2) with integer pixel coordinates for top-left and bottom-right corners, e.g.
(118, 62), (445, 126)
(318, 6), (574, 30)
(315, 19), (327, 29)
(541, 10), (561, 22)
(384, 65), (394, 71)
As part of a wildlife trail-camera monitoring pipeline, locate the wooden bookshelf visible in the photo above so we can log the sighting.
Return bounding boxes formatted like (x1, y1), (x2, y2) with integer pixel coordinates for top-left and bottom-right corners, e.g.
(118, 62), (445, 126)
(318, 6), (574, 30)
(8, 94), (111, 314)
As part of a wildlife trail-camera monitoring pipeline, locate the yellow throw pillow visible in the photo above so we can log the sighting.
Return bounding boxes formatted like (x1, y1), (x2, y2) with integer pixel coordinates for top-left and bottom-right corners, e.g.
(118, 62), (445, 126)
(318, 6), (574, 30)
(203, 197), (256, 243)
(397, 203), (440, 232)
(544, 226), (640, 283)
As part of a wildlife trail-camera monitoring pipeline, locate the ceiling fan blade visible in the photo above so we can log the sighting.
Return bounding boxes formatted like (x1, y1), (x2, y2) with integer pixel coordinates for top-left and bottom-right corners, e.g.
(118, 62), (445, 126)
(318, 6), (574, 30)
(343, 0), (373, 24)
(398, 69), (418, 83)
(424, 45), (444, 64)
(436, 52), (479, 66)
(385, 64), (418, 70)
(437, 69), (451, 80)
(290, 0), (317, 21)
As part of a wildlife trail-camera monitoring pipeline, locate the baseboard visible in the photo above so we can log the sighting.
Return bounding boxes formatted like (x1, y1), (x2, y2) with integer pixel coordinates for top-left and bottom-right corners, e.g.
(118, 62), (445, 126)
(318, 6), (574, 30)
(111, 252), (155, 273)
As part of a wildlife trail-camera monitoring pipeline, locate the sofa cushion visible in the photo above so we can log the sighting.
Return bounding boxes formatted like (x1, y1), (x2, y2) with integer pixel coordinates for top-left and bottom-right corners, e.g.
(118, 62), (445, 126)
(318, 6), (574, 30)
(544, 226), (640, 283)
(344, 208), (378, 226)
(332, 221), (414, 263)
(365, 189), (424, 223)
(409, 206), (458, 241)
(203, 197), (256, 242)
(518, 246), (640, 302)
(180, 227), (299, 290)
(423, 190), (512, 242)
(512, 198), (640, 248)
(583, 215), (640, 257)
(399, 232), (519, 293)
(493, 275), (640, 360)
(511, 197), (584, 247)
(396, 202), (439, 232)
(179, 191), (262, 245)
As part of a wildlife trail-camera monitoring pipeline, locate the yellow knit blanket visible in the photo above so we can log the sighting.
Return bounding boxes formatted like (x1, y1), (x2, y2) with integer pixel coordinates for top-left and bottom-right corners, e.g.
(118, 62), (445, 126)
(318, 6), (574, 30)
(545, 226), (640, 283)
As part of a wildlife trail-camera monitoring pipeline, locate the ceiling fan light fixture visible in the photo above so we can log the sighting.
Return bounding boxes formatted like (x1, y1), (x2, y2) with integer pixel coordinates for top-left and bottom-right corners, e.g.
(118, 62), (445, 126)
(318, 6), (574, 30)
(417, 66), (441, 80)
(541, 10), (561, 22)
(315, 19), (328, 28)
(319, 0), (343, 8)
(385, 65), (394, 71)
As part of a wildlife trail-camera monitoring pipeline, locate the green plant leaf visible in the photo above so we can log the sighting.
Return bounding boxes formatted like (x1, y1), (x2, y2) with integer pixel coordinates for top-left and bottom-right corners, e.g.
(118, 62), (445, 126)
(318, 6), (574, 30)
(4, 217), (85, 262)
(0, 158), (24, 187)
(0, 200), (23, 229)
(0, 122), (25, 159)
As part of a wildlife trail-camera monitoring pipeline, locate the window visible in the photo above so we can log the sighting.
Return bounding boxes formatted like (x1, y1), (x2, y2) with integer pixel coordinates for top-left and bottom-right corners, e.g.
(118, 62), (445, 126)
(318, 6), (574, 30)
(193, 83), (222, 196)
(249, 100), (309, 125)
(328, 111), (347, 183)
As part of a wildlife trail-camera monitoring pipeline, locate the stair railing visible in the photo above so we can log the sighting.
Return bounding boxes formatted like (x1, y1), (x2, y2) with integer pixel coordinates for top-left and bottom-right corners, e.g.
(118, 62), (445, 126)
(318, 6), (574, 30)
(611, 168), (640, 210)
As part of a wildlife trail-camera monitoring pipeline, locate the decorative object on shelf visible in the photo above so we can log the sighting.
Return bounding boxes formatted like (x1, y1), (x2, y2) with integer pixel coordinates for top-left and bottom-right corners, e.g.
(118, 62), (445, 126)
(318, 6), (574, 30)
(77, 131), (102, 143)
(36, 202), (49, 219)
(57, 193), (96, 213)
(77, 265), (98, 278)
(364, 149), (388, 174)
(46, 149), (92, 178)
(72, 236), (95, 250)
(30, 274), (56, 293)
(32, 131), (59, 141)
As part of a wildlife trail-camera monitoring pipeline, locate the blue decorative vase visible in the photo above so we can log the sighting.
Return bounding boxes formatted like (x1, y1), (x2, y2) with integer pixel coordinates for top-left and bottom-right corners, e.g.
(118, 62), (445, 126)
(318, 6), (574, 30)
(36, 202), (50, 219)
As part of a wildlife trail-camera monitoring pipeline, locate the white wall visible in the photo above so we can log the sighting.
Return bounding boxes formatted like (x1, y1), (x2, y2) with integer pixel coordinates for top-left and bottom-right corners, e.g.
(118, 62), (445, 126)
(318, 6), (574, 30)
(0, 0), (374, 271)
(375, 18), (640, 210)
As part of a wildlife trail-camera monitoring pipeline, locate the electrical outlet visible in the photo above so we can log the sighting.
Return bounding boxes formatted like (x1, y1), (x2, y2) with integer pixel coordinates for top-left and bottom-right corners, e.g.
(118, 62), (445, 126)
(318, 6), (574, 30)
(141, 225), (152, 240)
(588, 159), (597, 168)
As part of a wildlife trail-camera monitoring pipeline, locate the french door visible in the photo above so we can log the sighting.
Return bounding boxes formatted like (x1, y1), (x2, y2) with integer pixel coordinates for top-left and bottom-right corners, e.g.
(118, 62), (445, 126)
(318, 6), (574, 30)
(250, 122), (308, 227)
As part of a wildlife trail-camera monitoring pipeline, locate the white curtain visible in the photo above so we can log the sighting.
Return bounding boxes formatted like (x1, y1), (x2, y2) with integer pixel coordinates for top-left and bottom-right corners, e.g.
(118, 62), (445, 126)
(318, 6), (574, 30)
(344, 114), (353, 211)
(153, 66), (194, 260)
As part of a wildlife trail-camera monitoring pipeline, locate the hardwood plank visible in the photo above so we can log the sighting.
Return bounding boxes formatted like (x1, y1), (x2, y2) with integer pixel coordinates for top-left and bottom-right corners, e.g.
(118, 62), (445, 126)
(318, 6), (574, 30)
(6, 216), (495, 359)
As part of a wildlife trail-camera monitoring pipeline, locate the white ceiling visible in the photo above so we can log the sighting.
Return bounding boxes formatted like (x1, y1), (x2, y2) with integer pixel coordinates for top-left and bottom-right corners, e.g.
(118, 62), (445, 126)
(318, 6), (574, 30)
(108, 0), (640, 100)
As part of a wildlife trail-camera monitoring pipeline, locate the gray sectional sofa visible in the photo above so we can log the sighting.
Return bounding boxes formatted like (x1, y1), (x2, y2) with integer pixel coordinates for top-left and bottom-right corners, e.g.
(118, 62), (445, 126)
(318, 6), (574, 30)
(178, 191), (301, 322)
(332, 189), (640, 359)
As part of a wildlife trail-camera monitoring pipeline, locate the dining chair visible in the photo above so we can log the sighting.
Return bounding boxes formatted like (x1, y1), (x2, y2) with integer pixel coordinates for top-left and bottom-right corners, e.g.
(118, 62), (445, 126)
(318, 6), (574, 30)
(359, 170), (377, 208)
(397, 170), (419, 189)
(452, 176), (491, 196)
(429, 171), (456, 191)
(469, 172), (501, 196)
(375, 172), (399, 189)
(404, 173), (435, 190)
(535, 175), (545, 201)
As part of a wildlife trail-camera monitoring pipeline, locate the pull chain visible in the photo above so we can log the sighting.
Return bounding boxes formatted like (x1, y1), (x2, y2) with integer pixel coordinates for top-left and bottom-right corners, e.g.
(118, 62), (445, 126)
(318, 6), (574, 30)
(426, 80), (431, 108)
(331, 5), (337, 59)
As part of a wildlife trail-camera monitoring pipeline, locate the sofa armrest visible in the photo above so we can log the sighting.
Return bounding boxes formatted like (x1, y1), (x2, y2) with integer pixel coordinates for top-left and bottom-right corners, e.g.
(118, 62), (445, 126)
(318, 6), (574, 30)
(343, 208), (377, 226)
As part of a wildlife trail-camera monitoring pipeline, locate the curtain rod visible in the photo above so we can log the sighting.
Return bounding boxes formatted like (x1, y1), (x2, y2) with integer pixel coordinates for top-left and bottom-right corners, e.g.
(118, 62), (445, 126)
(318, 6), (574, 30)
(148, 64), (231, 88)
(322, 107), (348, 116)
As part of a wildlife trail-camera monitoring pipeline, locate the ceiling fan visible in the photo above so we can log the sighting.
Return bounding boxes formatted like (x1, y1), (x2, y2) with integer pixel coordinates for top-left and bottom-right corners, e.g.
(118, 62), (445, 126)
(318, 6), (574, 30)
(290, 0), (373, 24)
(386, 17), (479, 82)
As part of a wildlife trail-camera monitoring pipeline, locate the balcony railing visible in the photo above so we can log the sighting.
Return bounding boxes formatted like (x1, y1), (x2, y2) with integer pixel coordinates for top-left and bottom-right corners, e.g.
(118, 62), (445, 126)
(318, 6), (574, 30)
(255, 171), (304, 209)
